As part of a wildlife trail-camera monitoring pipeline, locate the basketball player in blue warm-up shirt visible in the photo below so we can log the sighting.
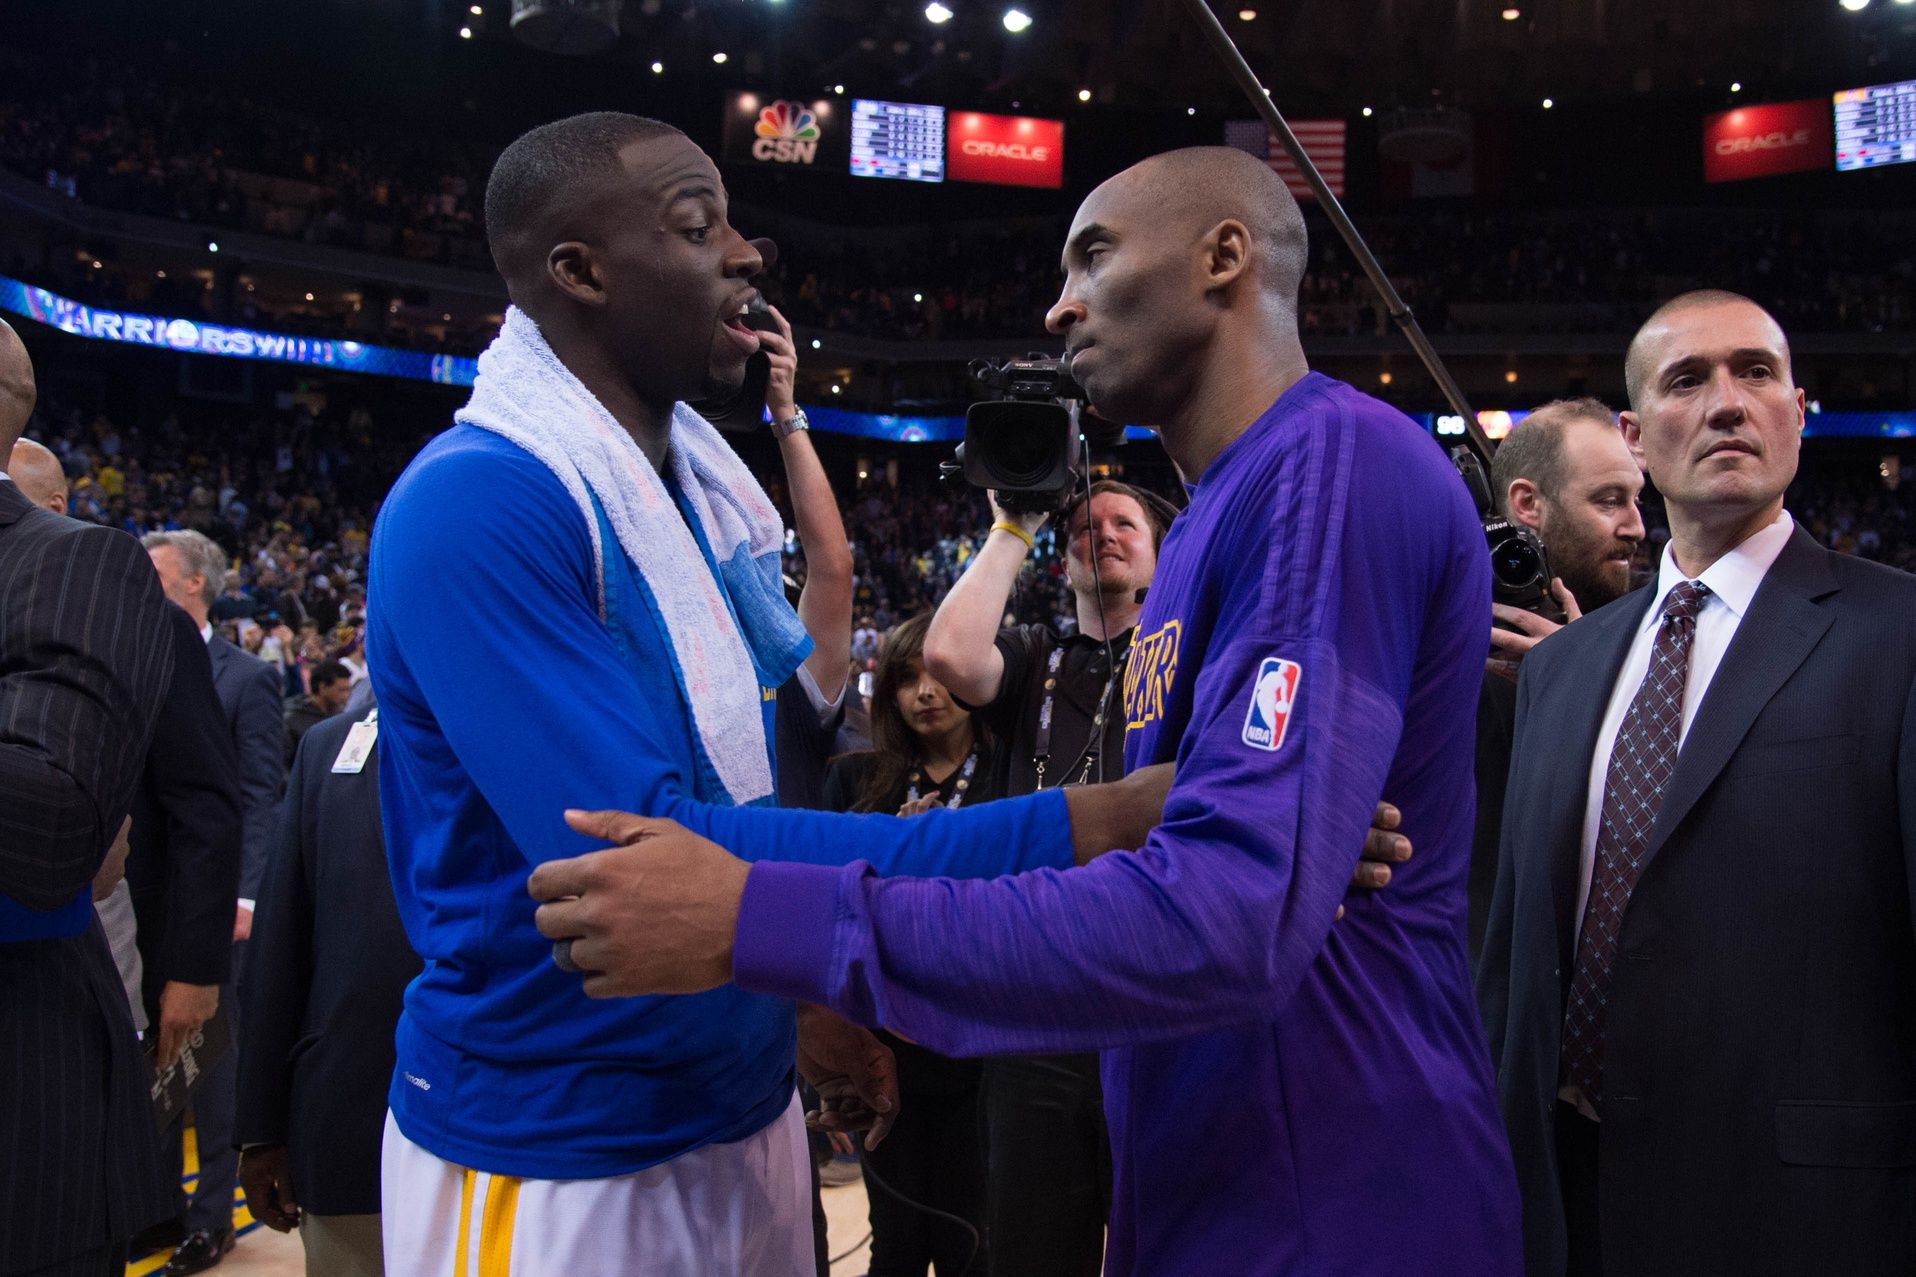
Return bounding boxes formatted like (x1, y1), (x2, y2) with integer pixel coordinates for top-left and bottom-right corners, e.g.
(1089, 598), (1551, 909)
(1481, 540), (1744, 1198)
(532, 147), (1525, 1275)
(368, 113), (1166, 1276)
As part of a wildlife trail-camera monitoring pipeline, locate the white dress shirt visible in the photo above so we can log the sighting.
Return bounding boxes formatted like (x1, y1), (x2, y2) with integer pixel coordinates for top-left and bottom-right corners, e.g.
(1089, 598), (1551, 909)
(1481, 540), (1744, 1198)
(1575, 509), (1796, 925)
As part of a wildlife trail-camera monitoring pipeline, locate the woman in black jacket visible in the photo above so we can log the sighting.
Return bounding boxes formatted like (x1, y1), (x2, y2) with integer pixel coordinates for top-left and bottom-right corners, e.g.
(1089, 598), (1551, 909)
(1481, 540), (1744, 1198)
(822, 612), (997, 1277)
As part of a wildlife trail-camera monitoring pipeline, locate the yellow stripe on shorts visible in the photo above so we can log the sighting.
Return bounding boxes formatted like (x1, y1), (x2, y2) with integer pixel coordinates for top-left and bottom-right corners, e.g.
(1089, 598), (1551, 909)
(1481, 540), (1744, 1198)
(454, 1168), (477, 1277)
(479, 1173), (523, 1277)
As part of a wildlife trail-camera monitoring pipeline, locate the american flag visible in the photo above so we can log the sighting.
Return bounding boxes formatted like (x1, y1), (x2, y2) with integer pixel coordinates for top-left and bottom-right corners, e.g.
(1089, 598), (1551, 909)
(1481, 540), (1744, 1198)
(1223, 118), (1346, 201)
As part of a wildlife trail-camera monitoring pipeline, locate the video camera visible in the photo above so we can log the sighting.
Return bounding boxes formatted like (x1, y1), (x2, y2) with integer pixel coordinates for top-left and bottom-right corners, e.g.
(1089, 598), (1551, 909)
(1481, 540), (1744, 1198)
(939, 354), (1128, 516)
(1450, 450), (1566, 622)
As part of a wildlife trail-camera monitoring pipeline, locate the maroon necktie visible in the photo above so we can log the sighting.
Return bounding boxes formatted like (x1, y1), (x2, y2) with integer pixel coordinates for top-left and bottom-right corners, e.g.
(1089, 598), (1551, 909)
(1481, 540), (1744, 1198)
(1561, 579), (1711, 1104)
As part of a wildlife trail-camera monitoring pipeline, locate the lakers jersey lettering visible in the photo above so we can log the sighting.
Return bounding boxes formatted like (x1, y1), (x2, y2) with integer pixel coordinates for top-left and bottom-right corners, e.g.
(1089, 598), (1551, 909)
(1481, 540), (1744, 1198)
(1125, 619), (1181, 733)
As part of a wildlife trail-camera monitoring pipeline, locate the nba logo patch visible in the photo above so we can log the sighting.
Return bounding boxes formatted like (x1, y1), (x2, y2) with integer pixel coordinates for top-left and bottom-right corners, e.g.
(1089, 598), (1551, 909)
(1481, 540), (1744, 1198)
(1242, 657), (1302, 751)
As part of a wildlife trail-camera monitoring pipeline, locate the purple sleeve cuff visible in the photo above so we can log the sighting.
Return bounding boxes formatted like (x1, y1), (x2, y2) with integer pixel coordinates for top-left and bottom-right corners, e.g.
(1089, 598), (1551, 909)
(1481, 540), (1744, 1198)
(732, 859), (849, 1006)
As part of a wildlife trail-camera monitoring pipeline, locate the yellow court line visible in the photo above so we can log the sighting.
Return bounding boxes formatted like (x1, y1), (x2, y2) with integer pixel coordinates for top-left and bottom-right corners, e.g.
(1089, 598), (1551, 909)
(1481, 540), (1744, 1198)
(125, 1127), (258, 1276)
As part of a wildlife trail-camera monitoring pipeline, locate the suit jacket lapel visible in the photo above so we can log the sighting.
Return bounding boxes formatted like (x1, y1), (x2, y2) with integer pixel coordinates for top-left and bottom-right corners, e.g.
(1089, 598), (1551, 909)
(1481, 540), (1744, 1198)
(1548, 586), (1656, 971)
(356, 739), (383, 852)
(1644, 528), (1837, 859)
(206, 633), (235, 686)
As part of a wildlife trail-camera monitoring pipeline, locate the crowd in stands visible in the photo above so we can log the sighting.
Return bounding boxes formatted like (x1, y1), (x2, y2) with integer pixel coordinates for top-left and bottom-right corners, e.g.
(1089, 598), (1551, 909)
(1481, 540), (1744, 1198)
(0, 48), (494, 270)
(20, 385), (1915, 699)
(6, 47), (1916, 349)
(22, 392), (421, 700)
(1304, 209), (1916, 337)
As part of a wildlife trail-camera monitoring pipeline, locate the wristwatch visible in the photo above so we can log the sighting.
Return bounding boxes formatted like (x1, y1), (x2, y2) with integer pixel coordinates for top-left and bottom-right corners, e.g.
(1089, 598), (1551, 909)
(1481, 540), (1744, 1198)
(770, 409), (810, 438)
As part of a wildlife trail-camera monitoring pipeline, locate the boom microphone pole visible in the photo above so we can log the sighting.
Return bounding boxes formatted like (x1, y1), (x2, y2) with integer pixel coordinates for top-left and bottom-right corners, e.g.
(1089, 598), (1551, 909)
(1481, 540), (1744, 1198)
(1175, 0), (1495, 466)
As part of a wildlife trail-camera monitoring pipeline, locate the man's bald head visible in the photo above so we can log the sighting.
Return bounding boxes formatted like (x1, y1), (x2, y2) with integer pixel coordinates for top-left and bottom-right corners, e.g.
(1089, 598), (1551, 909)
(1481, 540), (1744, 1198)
(1084, 146), (1309, 307)
(1047, 146), (1312, 438)
(7, 438), (67, 514)
(0, 318), (36, 458)
(1624, 289), (1789, 410)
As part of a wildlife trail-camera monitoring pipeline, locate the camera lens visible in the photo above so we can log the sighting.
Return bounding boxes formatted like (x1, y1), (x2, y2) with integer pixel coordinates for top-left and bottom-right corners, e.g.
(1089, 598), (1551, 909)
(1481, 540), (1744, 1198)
(973, 405), (1069, 488)
(1490, 532), (1544, 590)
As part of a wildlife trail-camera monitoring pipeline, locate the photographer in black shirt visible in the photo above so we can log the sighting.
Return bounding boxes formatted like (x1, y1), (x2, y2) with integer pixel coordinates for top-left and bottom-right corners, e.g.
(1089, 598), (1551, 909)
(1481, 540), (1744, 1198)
(923, 480), (1171, 1277)
(1469, 397), (1646, 962)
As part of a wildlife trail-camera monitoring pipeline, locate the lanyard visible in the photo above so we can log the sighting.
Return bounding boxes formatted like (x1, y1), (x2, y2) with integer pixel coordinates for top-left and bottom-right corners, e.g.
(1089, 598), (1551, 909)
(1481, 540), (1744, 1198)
(1033, 642), (1127, 790)
(907, 750), (978, 810)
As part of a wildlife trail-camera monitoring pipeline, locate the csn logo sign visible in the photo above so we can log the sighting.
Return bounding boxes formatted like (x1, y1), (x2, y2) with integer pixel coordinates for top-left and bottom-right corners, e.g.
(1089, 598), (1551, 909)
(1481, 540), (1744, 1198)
(752, 101), (821, 164)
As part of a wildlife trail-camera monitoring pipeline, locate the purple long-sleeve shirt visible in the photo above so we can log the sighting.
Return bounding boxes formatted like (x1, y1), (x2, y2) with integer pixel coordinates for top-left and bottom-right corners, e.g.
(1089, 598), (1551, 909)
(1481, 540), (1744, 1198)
(737, 373), (1522, 1275)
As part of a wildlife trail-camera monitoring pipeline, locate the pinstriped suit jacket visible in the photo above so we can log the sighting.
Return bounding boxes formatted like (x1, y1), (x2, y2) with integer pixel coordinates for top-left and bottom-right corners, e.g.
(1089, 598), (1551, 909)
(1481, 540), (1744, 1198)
(0, 479), (177, 1272)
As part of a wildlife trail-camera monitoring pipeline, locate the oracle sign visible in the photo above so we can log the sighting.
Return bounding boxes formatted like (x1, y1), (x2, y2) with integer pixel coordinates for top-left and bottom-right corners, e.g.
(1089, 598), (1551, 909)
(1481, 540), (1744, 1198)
(1702, 99), (1832, 183)
(947, 112), (1065, 188)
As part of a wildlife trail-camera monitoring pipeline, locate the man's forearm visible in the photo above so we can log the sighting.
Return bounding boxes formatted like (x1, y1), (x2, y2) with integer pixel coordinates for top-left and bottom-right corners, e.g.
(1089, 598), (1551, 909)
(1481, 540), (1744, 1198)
(923, 531), (1028, 704)
(778, 429), (853, 696)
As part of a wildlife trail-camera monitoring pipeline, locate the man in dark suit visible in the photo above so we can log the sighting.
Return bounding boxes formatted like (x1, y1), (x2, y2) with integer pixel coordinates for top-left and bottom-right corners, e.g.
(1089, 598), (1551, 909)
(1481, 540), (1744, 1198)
(126, 607), (245, 1074)
(237, 698), (420, 1276)
(0, 316), (177, 1277)
(1479, 290), (1916, 1277)
(1470, 399), (1647, 960)
(141, 529), (287, 1274)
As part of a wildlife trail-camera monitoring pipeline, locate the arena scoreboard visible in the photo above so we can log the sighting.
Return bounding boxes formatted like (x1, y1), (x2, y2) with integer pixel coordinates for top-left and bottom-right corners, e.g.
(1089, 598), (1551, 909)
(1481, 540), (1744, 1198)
(1834, 79), (1916, 172)
(850, 99), (946, 183)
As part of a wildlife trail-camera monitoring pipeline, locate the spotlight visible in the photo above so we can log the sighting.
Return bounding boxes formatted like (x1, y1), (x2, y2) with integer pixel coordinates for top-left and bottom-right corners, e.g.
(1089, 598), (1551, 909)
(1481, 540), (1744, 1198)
(1078, 88), (1092, 102)
(1238, 7), (1257, 19)
(713, 51), (728, 63)
(470, 4), (483, 13)
(913, 293), (924, 303)
(833, 83), (845, 94)
(1379, 371), (1393, 385)
(304, 292), (315, 301)
(811, 339), (822, 349)
(1541, 97), (1554, 108)
(207, 242), (219, 253)
(651, 61), (663, 72)
(1501, 6), (1521, 19)
(1730, 81), (1741, 92)
(1002, 8), (1032, 33)
(459, 26), (472, 39)
(926, 2), (954, 22)
(1839, 0), (1870, 11)
(1504, 370), (1518, 383)
(1361, 106), (1373, 117)
(830, 384), (842, 395)
(1187, 106), (1196, 115)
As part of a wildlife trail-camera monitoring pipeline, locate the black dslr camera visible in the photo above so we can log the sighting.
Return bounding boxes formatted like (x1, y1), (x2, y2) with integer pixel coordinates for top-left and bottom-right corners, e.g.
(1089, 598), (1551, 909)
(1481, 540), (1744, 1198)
(940, 354), (1128, 515)
(1449, 449), (1565, 623)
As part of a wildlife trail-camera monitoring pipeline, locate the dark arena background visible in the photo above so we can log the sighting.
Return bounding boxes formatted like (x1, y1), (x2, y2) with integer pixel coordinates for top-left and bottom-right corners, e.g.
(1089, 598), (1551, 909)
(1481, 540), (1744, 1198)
(2, 2), (1913, 1275)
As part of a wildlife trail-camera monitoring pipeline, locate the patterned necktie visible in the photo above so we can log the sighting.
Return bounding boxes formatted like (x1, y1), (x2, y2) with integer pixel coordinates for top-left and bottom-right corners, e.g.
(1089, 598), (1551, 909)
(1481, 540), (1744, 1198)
(1561, 579), (1712, 1104)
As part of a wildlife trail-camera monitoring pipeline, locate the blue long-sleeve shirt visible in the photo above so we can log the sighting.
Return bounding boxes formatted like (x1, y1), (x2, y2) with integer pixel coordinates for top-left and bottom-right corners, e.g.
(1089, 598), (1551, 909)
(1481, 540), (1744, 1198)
(368, 426), (1072, 1180)
(735, 374), (1523, 1275)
